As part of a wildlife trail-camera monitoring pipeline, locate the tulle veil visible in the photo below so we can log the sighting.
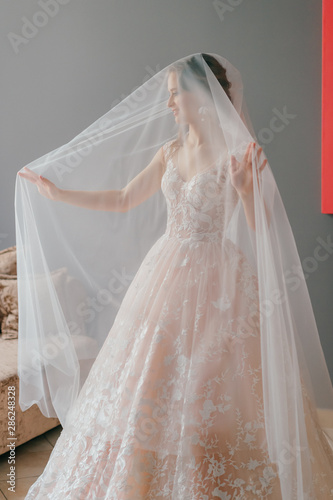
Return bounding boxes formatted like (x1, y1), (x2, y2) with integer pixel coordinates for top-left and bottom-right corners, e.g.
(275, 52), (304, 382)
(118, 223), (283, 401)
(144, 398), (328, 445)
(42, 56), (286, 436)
(14, 52), (333, 498)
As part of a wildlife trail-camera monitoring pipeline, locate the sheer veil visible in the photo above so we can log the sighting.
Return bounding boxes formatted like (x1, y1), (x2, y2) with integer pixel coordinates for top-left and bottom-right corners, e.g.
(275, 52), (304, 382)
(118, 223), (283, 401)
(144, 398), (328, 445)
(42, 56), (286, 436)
(15, 53), (333, 497)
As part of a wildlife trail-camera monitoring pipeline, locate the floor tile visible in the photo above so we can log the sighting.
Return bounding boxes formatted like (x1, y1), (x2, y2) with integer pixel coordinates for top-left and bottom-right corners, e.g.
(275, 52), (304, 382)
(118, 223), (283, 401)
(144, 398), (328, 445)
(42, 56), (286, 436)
(317, 408), (333, 428)
(0, 447), (52, 481)
(43, 425), (62, 447)
(0, 475), (40, 499)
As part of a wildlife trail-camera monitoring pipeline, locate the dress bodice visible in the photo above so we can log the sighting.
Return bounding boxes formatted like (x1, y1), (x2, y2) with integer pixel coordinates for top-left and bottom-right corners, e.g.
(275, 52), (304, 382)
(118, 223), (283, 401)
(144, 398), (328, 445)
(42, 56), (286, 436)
(161, 140), (239, 244)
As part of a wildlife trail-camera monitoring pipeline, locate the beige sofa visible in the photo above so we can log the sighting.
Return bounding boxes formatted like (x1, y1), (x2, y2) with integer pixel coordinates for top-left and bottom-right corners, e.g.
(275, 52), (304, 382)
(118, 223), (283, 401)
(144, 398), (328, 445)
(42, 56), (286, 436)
(0, 337), (61, 455)
(0, 246), (97, 455)
(0, 246), (60, 454)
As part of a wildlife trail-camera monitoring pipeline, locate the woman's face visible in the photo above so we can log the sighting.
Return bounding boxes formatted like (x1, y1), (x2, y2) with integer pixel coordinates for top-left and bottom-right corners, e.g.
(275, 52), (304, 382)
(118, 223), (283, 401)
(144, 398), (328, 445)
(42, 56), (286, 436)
(167, 71), (202, 126)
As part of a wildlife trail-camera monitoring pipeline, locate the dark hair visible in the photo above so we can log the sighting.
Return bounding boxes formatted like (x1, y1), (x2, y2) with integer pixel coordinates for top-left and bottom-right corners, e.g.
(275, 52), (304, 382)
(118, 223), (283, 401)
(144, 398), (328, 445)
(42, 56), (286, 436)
(168, 53), (233, 104)
(201, 53), (233, 103)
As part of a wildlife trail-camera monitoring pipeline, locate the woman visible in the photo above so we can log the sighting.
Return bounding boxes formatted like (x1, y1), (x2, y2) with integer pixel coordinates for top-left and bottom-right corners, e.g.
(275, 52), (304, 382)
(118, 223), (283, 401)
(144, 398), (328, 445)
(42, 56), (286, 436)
(16, 53), (333, 498)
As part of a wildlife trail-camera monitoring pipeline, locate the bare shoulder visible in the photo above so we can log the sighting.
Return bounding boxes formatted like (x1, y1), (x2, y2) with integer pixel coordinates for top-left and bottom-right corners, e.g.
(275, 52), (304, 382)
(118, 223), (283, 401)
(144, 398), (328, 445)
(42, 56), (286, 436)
(162, 139), (179, 169)
(148, 140), (176, 177)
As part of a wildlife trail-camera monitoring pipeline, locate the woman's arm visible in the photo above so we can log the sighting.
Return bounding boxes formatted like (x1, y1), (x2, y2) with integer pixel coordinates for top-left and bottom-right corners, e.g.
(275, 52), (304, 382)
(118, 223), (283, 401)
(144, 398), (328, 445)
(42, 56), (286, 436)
(121, 145), (165, 211)
(240, 191), (271, 232)
(18, 146), (166, 213)
(229, 142), (271, 232)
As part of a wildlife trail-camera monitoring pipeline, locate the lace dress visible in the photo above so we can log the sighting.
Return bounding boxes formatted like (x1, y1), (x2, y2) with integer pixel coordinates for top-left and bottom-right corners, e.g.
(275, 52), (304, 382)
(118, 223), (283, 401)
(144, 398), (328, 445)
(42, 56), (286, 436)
(25, 140), (333, 499)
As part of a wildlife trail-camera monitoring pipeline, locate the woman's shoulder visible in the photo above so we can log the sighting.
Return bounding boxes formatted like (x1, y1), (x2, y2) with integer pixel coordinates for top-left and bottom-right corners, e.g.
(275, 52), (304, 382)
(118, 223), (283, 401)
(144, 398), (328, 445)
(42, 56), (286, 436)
(162, 138), (178, 151)
(162, 138), (179, 162)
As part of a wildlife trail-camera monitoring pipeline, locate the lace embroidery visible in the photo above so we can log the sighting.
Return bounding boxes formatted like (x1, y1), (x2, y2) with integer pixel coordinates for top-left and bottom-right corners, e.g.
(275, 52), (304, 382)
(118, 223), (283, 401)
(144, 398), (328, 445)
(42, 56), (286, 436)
(24, 139), (333, 500)
(161, 139), (239, 246)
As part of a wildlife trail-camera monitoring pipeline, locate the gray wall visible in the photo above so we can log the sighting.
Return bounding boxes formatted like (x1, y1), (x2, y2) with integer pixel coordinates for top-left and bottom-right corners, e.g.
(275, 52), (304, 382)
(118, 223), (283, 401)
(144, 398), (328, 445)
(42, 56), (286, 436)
(1, 0), (332, 380)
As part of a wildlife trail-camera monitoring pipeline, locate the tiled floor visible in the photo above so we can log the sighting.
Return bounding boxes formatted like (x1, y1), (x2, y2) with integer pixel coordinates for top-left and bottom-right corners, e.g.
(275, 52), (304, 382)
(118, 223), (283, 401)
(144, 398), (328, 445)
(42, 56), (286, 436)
(0, 412), (333, 500)
(0, 425), (62, 499)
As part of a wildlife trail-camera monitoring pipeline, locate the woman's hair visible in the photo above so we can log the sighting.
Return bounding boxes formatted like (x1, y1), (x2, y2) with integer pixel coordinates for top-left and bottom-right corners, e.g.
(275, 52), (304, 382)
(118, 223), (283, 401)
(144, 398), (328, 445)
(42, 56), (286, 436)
(169, 53), (233, 104)
(167, 53), (232, 152)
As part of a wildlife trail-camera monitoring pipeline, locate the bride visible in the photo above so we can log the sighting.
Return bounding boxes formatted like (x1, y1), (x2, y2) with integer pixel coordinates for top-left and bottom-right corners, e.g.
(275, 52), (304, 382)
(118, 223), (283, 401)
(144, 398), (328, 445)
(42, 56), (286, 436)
(16, 53), (333, 498)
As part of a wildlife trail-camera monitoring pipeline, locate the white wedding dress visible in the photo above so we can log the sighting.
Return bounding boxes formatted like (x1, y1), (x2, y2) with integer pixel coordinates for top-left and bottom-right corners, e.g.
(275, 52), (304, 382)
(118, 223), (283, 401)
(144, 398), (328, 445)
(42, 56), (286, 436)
(24, 140), (333, 499)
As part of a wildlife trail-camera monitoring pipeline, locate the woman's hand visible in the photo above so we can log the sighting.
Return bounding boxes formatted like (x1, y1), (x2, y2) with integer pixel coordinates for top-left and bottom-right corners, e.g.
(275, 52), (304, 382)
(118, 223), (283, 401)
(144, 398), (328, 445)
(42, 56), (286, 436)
(229, 141), (267, 199)
(18, 167), (61, 201)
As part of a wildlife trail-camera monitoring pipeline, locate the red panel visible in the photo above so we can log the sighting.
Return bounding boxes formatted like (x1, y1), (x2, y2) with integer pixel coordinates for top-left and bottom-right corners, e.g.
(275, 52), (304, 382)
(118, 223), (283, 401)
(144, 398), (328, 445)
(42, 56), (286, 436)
(322, 0), (333, 213)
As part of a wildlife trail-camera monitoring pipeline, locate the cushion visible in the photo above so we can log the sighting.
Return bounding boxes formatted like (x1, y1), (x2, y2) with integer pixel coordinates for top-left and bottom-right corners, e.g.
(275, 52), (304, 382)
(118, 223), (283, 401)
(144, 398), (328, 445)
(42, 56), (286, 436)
(0, 266), (88, 340)
(0, 246), (16, 275)
(0, 275), (18, 339)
